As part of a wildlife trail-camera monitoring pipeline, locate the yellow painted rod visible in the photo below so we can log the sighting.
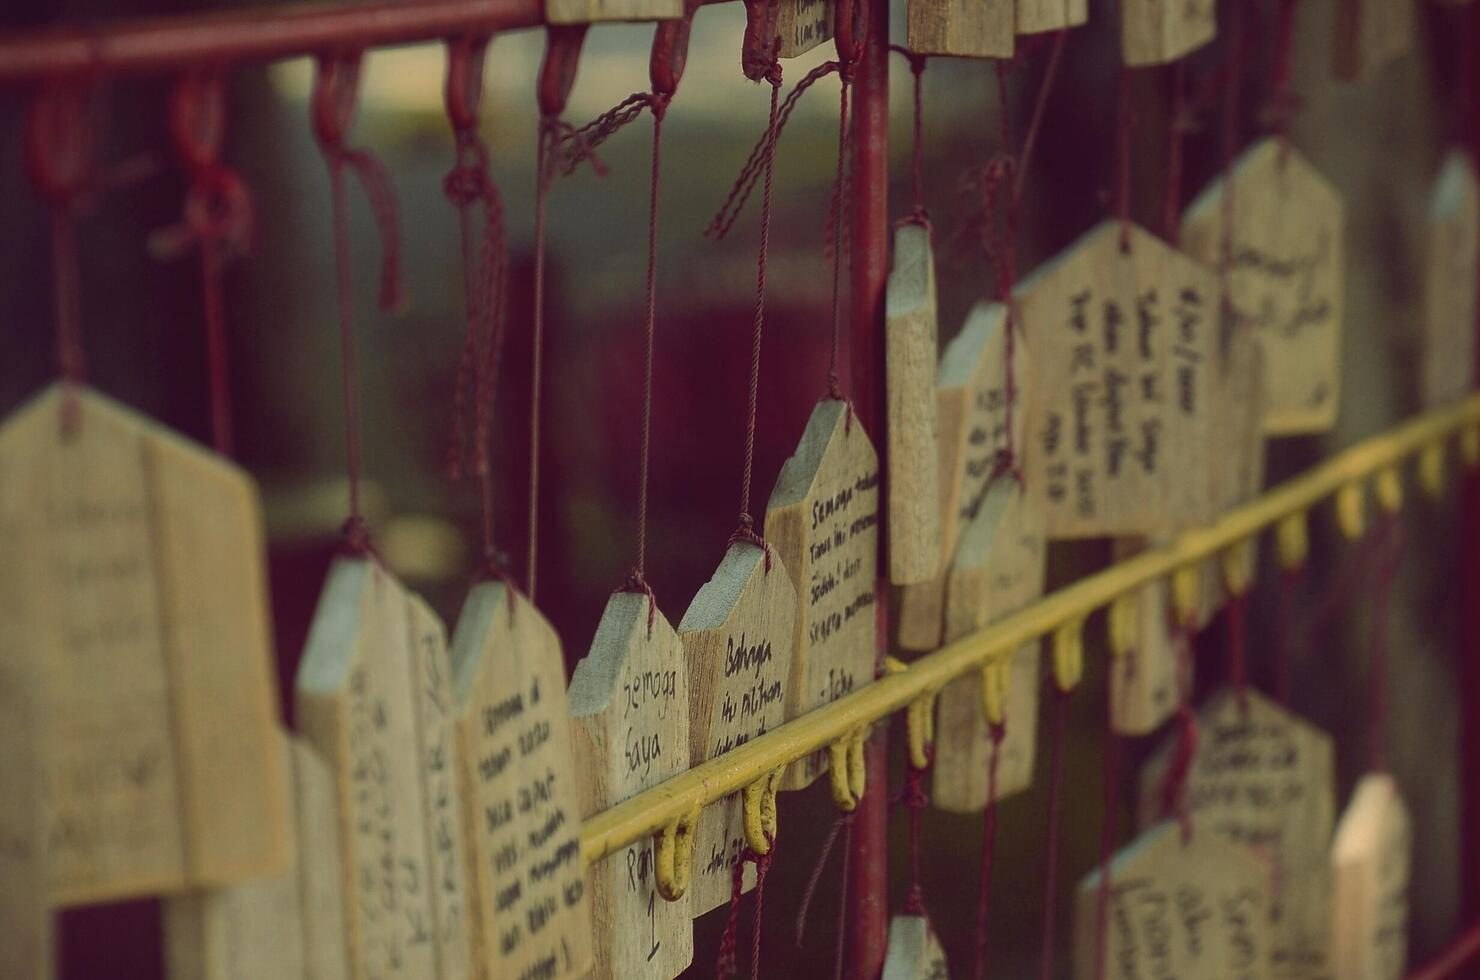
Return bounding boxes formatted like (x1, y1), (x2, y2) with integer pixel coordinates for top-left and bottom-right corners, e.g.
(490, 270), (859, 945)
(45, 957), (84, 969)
(579, 394), (1480, 866)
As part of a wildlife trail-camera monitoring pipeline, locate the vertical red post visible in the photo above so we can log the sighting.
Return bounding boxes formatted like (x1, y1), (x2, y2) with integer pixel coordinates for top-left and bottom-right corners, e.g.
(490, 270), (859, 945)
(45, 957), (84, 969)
(847, 0), (889, 973)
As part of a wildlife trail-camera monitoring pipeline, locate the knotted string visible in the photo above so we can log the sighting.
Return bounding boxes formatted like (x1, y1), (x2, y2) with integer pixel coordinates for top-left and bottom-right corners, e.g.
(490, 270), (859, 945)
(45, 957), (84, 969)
(1159, 620), (1200, 842)
(717, 840), (777, 980)
(26, 84), (94, 433)
(900, 745), (932, 914)
(1092, 686), (1124, 980)
(886, 46), (930, 227)
(311, 53), (404, 554)
(151, 71), (253, 456)
(972, 722), (1007, 980)
(1263, 0), (1301, 159)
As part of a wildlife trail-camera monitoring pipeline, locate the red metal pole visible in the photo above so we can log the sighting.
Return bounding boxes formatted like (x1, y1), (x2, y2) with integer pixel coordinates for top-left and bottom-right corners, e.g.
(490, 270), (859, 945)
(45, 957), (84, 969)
(847, 0), (889, 972)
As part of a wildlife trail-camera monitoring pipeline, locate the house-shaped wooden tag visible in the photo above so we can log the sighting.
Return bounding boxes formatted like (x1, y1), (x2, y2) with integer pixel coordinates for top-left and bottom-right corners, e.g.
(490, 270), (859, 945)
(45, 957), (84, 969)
(1019, 222), (1222, 537)
(882, 915), (949, 980)
(907, 0), (1013, 59)
(1330, 772), (1412, 980)
(1017, 0), (1088, 34)
(546, 0), (682, 25)
(449, 581), (592, 979)
(1181, 139), (1345, 436)
(0, 384), (288, 906)
(1121, 0), (1216, 66)
(898, 301), (1027, 651)
(766, 399), (879, 791)
(885, 222), (944, 585)
(776, 0), (835, 58)
(1421, 152), (1479, 408)
(678, 540), (796, 915)
(164, 733), (349, 980)
(934, 477), (1046, 811)
(1073, 820), (1271, 979)
(1138, 688), (1336, 977)
(296, 559), (472, 980)
(569, 592), (693, 980)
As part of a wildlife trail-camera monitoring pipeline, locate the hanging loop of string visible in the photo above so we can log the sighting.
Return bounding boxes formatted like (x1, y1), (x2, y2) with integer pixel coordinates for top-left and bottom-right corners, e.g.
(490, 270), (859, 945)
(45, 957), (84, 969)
(25, 83), (95, 433)
(887, 46), (930, 227)
(151, 70), (254, 457)
(1158, 620), (1200, 841)
(311, 51), (404, 554)
(1262, 0), (1302, 158)
(1368, 515), (1405, 773)
(443, 35), (518, 589)
(717, 838), (777, 980)
(794, 811), (853, 980)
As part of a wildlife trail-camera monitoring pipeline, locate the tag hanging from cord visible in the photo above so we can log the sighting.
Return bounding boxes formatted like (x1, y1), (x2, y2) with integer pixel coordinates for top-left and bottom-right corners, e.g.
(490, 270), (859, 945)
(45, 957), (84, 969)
(310, 51), (404, 553)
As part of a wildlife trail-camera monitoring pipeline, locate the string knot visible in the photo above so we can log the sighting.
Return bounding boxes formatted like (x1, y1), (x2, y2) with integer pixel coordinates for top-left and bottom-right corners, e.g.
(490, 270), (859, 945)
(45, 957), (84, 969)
(443, 160), (487, 209)
(340, 514), (374, 556)
(559, 93), (655, 175)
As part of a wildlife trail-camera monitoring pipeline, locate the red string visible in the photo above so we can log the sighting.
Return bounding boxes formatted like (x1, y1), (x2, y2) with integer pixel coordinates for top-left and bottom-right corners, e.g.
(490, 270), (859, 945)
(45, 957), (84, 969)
(1218, 0), (1245, 314)
(1228, 591), (1250, 714)
(153, 71), (251, 457)
(1275, 566), (1301, 706)
(311, 53), (403, 553)
(25, 85), (93, 432)
(1114, 66), (1134, 251)
(825, 75), (851, 400)
(732, 74), (783, 548)
(972, 723), (1006, 980)
(1163, 59), (1188, 245)
(885, 46), (929, 225)
(632, 99), (667, 592)
(717, 842), (776, 979)
(1159, 621), (1200, 841)
(527, 118), (558, 600)
(1038, 689), (1070, 980)
(1265, 0), (1300, 157)
(1092, 693), (1123, 980)
(1368, 517), (1405, 773)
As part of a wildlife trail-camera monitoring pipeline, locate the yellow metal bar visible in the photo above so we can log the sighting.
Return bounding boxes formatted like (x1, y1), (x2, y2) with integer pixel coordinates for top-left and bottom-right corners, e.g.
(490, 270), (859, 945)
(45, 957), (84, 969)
(579, 395), (1480, 867)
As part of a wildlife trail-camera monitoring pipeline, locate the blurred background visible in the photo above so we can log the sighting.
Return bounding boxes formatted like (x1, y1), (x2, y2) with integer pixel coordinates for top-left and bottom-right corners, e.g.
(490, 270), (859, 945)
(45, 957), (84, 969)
(1, 0), (1476, 975)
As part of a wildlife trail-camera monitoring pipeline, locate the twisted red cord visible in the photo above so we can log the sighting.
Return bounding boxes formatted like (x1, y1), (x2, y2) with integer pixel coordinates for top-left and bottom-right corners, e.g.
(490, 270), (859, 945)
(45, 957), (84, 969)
(633, 99), (667, 591)
(1276, 566), (1301, 706)
(1163, 59), (1188, 245)
(826, 76), (851, 399)
(1039, 689), (1070, 980)
(1369, 517), (1405, 773)
(886, 46), (929, 224)
(973, 722), (1006, 980)
(527, 117), (560, 600)
(1228, 591), (1250, 714)
(1114, 66), (1134, 251)
(1266, 0), (1300, 155)
(795, 813), (852, 948)
(706, 61), (835, 241)
(1159, 623), (1200, 841)
(717, 842), (776, 979)
(1093, 696), (1123, 980)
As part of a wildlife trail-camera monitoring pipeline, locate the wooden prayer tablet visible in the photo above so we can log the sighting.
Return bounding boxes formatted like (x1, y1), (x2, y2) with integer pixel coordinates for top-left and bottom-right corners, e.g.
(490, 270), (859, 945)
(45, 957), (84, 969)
(897, 301), (1028, 652)
(766, 399), (879, 790)
(882, 915), (949, 980)
(678, 540), (796, 916)
(295, 559), (472, 980)
(1181, 139), (1346, 436)
(0, 670), (51, 980)
(0, 383), (289, 906)
(775, 0), (834, 58)
(544, 0), (682, 25)
(1017, 0), (1088, 34)
(1072, 820), (1271, 980)
(1121, 0), (1215, 65)
(449, 581), (592, 980)
(568, 592), (694, 980)
(1330, 773), (1412, 980)
(933, 479), (1045, 811)
(907, 0), (1012, 58)
(164, 733), (349, 980)
(1333, 0), (1414, 81)
(885, 222), (944, 585)
(1138, 688), (1336, 977)
(1019, 221), (1221, 538)
(1421, 152), (1479, 408)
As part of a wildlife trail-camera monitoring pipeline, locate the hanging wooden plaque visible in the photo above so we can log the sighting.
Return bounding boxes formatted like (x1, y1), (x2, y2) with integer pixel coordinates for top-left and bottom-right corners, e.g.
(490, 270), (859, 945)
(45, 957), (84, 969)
(933, 479), (1045, 812)
(296, 559), (471, 980)
(450, 581), (592, 980)
(1421, 151), (1479, 408)
(1181, 139), (1345, 436)
(545, 0), (682, 25)
(0, 384), (288, 906)
(1333, 0), (1414, 81)
(898, 301), (1027, 652)
(766, 399), (879, 790)
(1138, 689), (1336, 977)
(1122, 0), (1216, 66)
(1073, 820), (1271, 980)
(882, 915), (949, 980)
(885, 222), (944, 585)
(0, 667), (51, 980)
(1017, 0), (1088, 34)
(678, 541), (796, 916)
(569, 592), (693, 980)
(1020, 221), (1221, 538)
(776, 0), (834, 58)
(1330, 773), (1411, 980)
(907, 0), (1012, 58)
(164, 734), (349, 980)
